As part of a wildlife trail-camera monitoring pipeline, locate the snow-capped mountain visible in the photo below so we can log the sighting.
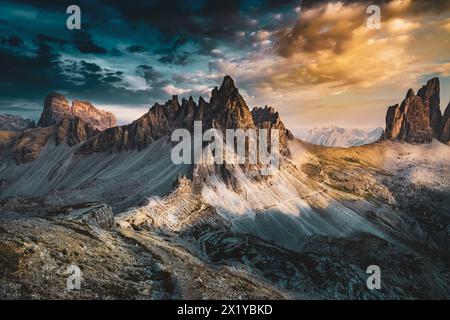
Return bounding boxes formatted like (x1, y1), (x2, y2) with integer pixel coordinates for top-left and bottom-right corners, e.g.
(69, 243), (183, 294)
(301, 126), (383, 147)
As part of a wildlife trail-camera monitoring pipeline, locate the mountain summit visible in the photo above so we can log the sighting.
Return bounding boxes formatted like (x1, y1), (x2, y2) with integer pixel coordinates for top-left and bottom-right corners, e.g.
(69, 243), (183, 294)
(38, 93), (116, 131)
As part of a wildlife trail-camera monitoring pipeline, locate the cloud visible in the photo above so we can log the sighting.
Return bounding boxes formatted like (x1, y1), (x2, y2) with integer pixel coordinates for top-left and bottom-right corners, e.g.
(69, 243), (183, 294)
(1, 35), (24, 47)
(80, 60), (102, 73)
(126, 45), (147, 53)
(202, 0), (450, 129)
(163, 84), (191, 96)
(265, 0), (450, 91)
(72, 32), (107, 54)
(158, 52), (189, 65)
(136, 65), (165, 85)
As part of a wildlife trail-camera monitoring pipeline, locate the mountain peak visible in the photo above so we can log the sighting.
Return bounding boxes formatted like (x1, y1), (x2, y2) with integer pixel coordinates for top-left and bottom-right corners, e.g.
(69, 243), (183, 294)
(78, 76), (294, 153)
(383, 78), (438, 143)
(37, 92), (116, 131)
(219, 75), (237, 96)
(417, 77), (441, 134)
(406, 88), (415, 98)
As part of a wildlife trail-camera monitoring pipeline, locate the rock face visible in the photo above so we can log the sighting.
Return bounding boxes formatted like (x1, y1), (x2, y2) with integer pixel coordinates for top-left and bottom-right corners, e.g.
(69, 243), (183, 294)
(0, 114), (35, 131)
(382, 78), (450, 144)
(13, 127), (54, 164)
(417, 78), (441, 135)
(206, 76), (255, 130)
(384, 89), (434, 143)
(55, 116), (99, 146)
(37, 93), (116, 131)
(78, 95), (186, 153)
(252, 106), (294, 154)
(440, 102), (450, 144)
(37, 93), (71, 127)
(57, 203), (115, 230)
(72, 100), (116, 131)
(79, 76), (293, 154)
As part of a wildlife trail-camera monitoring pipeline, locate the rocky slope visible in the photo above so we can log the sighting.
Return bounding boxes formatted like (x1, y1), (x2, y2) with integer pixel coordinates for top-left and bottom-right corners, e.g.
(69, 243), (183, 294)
(383, 78), (450, 144)
(301, 126), (383, 147)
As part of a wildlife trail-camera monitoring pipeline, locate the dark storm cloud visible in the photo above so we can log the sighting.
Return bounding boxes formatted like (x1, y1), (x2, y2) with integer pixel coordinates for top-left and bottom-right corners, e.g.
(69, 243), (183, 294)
(1, 35), (24, 47)
(153, 37), (192, 64)
(0, 0), (305, 120)
(0, 40), (163, 117)
(136, 65), (164, 84)
(80, 60), (102, 73)
(72, 32), (108, 54)
(158, 53), (189, 66)
(99, 0), (301, 57)
(36, 34), (66, 48)
(126, 45), (148, 53)
(0, 43), (61, 95)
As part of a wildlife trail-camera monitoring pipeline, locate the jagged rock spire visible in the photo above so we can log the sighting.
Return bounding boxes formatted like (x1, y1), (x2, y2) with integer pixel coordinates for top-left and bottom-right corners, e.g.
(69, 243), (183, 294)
(382, 78), (447, 144)
(78, 75), (293, 154)
(440, 102), (450, 143)
(37, 92), (70, 127)
(417, 77), (441, 135)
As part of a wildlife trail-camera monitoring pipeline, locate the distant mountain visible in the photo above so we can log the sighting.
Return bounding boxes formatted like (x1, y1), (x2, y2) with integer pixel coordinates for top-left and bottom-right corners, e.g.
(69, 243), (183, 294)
(301, 126), (383, 147)
(0, 114), (34, 131)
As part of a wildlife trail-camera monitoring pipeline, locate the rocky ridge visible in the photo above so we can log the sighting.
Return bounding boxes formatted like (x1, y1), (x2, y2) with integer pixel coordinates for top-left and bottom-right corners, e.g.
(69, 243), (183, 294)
(78, 76), (293, 154)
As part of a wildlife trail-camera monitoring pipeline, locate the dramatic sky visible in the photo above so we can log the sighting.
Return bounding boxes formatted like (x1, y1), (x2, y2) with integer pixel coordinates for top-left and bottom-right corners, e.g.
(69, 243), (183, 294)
(1, 0), (450, 135)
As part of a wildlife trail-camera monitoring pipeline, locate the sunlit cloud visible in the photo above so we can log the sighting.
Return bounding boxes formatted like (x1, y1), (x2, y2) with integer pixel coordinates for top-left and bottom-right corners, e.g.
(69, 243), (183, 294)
(208, 0), (450, 129)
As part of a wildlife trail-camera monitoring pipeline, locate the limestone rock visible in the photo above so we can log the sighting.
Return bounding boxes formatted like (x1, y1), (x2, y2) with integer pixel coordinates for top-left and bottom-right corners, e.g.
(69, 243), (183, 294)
(440, 102), (450, 144)
(37, 93), (116, 132)
(77, 76), (293, 157)
(206, 75), (255, 131)
(55, 116), (99, 146)
(417, 77), (441, 135)
(37, 93), (71, 127)
(13, 127), (54, 164)
(57, 203), (115, 230)
(78, 95), (183, 153)
(383, 86), (434, 143)
(252, 106), (294, 155)
(72, 100), (116, 131)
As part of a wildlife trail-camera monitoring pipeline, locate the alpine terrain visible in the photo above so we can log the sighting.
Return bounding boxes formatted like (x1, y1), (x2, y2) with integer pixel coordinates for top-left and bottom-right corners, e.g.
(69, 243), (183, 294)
(0, 76), (449, 299)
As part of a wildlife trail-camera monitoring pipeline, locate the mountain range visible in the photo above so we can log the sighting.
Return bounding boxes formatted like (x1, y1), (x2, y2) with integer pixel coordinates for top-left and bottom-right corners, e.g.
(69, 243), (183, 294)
(0, 76), (449, 299)
(301, 126), (383, 147)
